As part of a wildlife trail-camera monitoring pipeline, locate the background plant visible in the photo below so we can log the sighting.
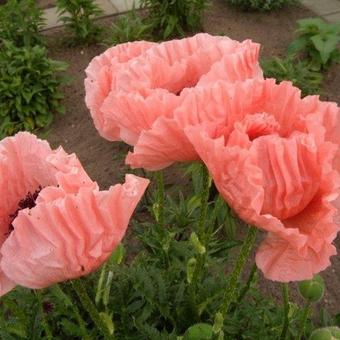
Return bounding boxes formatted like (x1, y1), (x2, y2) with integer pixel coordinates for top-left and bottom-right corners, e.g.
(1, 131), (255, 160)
(108, 7), (153, 46)
(288, 18), (340, 70)
(141, 0), (209, 39)
(56, 0), (103, 45)
(261, 56), (323, 96)
(0, 0), (45, 47)
(226, 0), (296, 11)
(0, 41), (69, 138)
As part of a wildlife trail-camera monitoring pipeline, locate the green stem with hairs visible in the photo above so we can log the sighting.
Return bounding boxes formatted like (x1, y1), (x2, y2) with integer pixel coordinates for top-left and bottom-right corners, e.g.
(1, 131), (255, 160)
(220, 225), (258, 316)
(198, 165), (211, 240)
(155, 171), (165, 228)
(298, 301), (311, 340)
(236, 263), (257, 304)
(71, 279), (113, 339)
(279, 283), (290, 340)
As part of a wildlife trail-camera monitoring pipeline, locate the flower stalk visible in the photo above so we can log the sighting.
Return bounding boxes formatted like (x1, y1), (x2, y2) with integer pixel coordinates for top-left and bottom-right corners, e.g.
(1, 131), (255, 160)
(220, 225), (258, 316)
(72, 279), (113, 339)
(155, 171), (165, 228)
(298, 301), (311, 340)
(279, 283), (290, 340)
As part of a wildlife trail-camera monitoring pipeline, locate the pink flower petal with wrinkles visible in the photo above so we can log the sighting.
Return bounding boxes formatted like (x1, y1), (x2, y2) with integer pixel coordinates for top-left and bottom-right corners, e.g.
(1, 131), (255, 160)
(0, 133), (149, 295)
(123, 40), (262, 170)
(85, 34), (261, 149)
(185, 115), (340, 281)
(84, 41), (156, 140)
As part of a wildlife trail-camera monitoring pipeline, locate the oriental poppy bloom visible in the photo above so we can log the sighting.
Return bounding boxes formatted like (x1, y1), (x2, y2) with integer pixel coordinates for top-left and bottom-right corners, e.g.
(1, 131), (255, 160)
(0, 132), (149, 296)
(184, 79), (340, 282)
(85, 34), (262, 148)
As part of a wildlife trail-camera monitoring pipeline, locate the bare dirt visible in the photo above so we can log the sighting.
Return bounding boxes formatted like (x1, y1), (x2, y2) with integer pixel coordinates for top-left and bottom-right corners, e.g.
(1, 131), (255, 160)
(43, 0), (340, 320)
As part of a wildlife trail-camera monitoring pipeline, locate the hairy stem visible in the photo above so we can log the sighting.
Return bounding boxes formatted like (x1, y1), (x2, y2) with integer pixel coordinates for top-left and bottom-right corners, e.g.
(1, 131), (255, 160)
(298, 301), (311, 340)
(72, 279), (113, 339)
(237, 263), (257, 304)
(279, 283), (290, 340)
(155, 171), (165, 228)
(220, 225), (258, 316)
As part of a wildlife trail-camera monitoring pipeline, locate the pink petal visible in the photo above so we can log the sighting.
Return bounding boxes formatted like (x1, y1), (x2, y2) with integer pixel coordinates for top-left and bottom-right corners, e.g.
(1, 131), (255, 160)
(98, 34), (261, 148)
(256, 233), (337, 282)
(0, 265), (16, 296)
(126, 117), (198, 170)
(0, 132), (56, 246)
(185, 123), (339, 282)
(1, 175), (149, 289)
(85, 41), (156, 140)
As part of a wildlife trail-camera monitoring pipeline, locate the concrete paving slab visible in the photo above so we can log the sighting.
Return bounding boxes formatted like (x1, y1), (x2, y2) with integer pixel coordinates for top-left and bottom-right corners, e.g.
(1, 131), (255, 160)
(42, 0), (118, 30)
(323, 11), (340, 23)
(301, 0), (340, 16)
(109, 0), (141, 12)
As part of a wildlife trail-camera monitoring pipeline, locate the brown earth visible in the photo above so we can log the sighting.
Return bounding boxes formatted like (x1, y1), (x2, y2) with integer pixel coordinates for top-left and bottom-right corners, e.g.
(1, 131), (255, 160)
(42, 0), (340, 321)
(37, 0), (57, 9)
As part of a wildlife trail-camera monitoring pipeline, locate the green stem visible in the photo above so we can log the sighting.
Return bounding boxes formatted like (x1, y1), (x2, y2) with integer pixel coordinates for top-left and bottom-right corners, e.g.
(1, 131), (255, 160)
(279, 283), (290, 340)
(95, 262), (108, 305)
(156, 171), (165, 228)
(188, 166), (211, 319)
(35, 290), (53, 340)
(72, 279), (113, 339)
(220, 225), (258, 316)
(236, 263), (257, 304)
(298, 301), (311, 340)
(198, 165), (211, 240)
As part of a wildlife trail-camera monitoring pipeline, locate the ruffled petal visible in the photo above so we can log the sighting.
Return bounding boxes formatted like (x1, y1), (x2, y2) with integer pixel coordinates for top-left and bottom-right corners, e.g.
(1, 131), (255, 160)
(1, 175), (149, 289)
(0, 132), (56, 245)
(186, 123), (340, 281)
(96, 34), (261, 147)
(256, 233), (337, 282)
(85, 41), (156, 140)
(197, 39), (262, 86)
(126, 117), (198, 170)
(101, 90), (182, 146)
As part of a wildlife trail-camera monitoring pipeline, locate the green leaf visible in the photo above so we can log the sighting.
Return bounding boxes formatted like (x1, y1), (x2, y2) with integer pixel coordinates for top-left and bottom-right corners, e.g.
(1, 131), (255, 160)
(311, 34), (340, 65)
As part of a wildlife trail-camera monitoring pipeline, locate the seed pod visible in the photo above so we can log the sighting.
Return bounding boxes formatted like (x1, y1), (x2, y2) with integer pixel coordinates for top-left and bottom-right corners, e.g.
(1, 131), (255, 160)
(309, 327), (340, 340)
(298, 274), (325, 302)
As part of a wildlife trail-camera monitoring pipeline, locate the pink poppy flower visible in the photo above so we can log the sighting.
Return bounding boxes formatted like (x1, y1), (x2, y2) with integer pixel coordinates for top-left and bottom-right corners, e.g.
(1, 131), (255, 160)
(84, 41), (156, 140)
(85, 34), (262, 148)
(0, 132), (149, 296)
(121, 34), (262, 169)
(184, 79), (340, 282)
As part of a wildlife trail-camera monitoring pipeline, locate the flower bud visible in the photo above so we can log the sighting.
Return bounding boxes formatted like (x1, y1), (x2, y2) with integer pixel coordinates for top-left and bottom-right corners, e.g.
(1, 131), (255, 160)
(190, 232), (206, 255)
(309, 327), (340, 340)
(186, 258), (197, 284)
(184, 323), (213, 340)
(298, 274), (325, 302)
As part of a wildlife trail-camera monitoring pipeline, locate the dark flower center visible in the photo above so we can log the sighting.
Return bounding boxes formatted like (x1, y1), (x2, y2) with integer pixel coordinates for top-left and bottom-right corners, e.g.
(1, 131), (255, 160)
(43, 301), (54, 314)
(6, 187), (42, 237)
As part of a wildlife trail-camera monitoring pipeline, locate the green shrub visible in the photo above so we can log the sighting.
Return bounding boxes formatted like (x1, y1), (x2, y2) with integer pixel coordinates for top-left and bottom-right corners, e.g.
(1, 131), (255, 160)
(0, 0), (45, 47)
(108, 8), (153, 45)
(261, 56), (323, 96)
(56, 0), (103, 45)
(141, 0), (208, 39)
(226, 0), (296, 11)
(0, 41), (69, 138)
(288, 18), (340, 70)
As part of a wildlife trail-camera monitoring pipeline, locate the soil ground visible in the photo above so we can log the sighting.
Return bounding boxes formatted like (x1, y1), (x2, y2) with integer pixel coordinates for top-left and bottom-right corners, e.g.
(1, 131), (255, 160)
(42, 0), (340, 321)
